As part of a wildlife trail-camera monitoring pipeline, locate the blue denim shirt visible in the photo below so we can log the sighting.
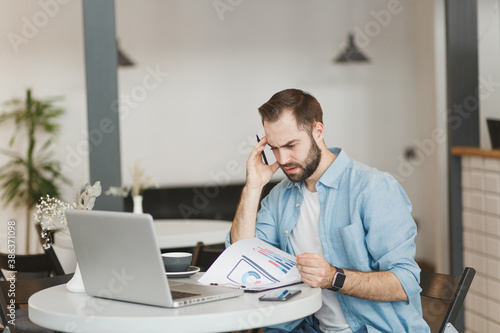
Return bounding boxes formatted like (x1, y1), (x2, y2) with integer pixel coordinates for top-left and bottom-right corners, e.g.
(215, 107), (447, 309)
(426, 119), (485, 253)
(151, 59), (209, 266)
(227, 148), (430, 333)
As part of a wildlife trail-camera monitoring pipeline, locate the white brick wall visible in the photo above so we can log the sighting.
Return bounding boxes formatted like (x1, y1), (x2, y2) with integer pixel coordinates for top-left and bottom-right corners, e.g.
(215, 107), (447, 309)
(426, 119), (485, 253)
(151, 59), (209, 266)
(462, 156), (500, 332)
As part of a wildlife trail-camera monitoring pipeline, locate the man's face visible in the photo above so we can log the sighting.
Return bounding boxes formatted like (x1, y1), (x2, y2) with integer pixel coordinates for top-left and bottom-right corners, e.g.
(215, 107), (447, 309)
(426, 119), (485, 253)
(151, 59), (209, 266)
(264, 111), (322, 182)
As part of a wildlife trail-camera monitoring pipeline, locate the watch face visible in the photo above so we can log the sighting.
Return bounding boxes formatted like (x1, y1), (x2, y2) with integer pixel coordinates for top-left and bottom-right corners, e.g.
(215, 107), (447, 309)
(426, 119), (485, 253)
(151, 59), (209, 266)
(334, 272), (346, 288)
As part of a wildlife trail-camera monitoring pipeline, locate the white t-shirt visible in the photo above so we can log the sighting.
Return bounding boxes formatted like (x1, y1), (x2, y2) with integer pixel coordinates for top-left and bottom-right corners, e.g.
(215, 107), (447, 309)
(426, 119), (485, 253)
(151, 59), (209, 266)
(289, 186), (352, 333)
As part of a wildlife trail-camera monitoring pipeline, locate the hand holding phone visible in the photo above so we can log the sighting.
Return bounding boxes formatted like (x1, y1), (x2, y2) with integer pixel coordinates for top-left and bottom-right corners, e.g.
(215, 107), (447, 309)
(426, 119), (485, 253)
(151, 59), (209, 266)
(259, 289), (301, 301)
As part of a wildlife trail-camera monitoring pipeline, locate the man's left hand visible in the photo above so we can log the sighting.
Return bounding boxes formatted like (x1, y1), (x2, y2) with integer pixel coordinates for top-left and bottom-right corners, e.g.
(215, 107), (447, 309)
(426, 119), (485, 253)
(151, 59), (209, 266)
(296, 253), (335, 289)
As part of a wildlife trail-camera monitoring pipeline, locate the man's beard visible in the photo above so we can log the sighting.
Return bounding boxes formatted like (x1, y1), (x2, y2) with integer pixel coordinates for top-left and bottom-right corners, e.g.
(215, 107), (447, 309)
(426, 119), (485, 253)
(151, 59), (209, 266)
(280, 139), (321, 182)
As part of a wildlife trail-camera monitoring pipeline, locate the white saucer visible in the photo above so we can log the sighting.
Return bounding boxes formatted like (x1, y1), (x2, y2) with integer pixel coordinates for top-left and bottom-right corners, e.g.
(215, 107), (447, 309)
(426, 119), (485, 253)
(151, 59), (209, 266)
(165, 266), (200, 278)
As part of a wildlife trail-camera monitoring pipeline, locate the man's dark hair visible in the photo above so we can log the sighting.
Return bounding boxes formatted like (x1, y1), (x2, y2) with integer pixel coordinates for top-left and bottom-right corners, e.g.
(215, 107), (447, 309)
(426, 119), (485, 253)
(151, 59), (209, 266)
(258, 89), (323, 132)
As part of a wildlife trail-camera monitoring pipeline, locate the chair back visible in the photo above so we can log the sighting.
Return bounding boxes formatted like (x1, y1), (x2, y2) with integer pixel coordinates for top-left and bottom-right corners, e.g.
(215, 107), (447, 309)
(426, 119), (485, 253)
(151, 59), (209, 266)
(0, 252), (54, 280)
(191, 242), (225, 272)
(35, 223), (65, 275)
(0, 274), (73, 333)
(420, 267), (475, 333)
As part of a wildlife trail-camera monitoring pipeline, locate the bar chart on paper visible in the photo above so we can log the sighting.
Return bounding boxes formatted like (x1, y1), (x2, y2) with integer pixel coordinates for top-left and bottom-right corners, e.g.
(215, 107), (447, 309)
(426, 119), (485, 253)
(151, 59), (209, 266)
(198, 238), (302, 291)
(254, 246), (296, 274)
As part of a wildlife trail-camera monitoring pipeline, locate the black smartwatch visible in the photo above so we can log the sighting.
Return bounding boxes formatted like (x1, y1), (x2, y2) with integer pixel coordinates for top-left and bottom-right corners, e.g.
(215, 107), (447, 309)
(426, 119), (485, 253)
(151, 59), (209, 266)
(330, 267), (346, 292)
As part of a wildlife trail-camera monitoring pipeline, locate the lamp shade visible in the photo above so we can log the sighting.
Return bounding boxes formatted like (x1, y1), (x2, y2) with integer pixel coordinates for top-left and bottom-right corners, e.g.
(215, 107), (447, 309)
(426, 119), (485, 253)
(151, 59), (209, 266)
(334, 33), (369, 63)
(118, 47), (134, 66)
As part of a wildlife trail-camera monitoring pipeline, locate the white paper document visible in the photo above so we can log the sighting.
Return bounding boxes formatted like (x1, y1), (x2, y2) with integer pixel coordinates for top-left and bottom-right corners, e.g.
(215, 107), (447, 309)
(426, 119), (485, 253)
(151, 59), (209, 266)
(198, 238), (302, 291)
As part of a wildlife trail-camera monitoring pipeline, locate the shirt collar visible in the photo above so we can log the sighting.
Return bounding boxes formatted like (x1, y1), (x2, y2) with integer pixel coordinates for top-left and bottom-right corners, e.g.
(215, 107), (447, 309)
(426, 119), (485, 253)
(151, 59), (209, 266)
(284, 147), (350, 191)
(317, 148), (349, 189)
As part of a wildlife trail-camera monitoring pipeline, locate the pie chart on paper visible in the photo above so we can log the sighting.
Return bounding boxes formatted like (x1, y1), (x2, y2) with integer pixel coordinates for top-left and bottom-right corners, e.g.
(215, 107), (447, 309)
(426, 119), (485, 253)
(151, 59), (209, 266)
(241, 271), (262, 284)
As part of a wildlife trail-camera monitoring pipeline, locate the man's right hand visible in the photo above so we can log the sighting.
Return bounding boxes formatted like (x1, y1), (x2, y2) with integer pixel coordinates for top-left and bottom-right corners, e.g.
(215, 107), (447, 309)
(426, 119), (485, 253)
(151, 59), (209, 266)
(230, 136), (279, 244)
(246, 136), (280, 190)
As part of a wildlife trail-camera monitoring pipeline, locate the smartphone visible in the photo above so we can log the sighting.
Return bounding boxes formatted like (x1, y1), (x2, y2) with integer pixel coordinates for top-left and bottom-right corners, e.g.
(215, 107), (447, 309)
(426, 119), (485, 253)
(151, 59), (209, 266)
(258, 289), (301, 301)
(256, 135), (269, 165)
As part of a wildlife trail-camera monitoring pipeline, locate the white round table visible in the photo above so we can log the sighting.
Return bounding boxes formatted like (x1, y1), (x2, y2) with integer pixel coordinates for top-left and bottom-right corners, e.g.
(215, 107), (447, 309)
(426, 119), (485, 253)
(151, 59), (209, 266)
(55, 219), (232, 250)
(29, 273), (322, 333)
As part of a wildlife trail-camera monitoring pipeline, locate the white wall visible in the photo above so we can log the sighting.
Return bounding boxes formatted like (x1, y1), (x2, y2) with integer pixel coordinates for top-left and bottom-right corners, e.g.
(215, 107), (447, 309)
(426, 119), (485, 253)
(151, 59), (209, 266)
(408, 0), (445, 270)
(0, 0), (87, 253)
(432, 0), (450, 273)
(116, 0), (422, 185)
(0, 0), (442, 267)
(479, 0), (500, 149)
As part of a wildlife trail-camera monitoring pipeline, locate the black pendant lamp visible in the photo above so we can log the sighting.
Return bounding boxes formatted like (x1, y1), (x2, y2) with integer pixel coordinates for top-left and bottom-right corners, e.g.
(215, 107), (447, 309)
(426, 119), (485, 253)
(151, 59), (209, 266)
(334, 33), (369, 63)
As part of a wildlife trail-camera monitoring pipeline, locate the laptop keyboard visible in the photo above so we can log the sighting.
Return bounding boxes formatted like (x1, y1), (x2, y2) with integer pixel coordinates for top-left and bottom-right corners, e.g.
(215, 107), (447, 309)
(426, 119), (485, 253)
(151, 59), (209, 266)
(171, 290), (201, 300)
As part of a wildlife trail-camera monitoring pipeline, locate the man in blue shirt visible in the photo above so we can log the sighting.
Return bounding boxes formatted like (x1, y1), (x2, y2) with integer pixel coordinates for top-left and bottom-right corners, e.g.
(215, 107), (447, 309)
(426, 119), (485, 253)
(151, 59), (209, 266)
(229, 89), (429, 332)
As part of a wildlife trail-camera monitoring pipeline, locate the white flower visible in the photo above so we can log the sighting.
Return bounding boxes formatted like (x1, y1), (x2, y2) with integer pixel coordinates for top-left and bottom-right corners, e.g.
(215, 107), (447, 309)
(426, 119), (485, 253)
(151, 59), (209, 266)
(34, 195), (75, 248)
(36, 180), (102, 248)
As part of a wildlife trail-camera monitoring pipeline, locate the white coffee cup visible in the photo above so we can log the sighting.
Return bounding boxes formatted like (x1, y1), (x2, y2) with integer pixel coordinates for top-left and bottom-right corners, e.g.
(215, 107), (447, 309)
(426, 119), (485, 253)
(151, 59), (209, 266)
(161, 252), (192, 272)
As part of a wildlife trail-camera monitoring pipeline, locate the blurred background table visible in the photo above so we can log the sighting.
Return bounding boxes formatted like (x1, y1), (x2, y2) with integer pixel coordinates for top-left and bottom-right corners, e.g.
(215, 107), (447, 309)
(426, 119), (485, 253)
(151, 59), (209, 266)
(56, 219), (231, 249)
(54, 219), (231, 273)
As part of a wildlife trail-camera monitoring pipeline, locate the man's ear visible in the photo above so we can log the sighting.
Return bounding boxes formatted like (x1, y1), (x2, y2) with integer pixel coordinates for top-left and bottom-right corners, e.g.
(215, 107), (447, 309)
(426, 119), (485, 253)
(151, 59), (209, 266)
(312, 122), (324, 142)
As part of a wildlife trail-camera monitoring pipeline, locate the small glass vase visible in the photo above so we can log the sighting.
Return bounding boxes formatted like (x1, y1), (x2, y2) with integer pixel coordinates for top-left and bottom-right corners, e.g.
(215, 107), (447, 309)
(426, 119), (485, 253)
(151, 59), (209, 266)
(133, 195), (143, 214)
(66, 262), (86, 293)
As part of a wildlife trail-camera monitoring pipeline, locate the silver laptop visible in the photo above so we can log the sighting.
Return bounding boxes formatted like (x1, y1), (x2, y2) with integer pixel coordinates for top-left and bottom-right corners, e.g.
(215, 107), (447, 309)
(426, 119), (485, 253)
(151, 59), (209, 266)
(65, 210), (243, 308)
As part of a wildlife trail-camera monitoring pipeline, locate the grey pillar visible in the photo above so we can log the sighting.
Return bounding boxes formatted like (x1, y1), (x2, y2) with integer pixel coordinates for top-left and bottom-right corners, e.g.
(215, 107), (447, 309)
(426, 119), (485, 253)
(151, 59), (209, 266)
(446, 1), (479, 331)
(82, 0), (123, 211)
(446, 0), (479, 274)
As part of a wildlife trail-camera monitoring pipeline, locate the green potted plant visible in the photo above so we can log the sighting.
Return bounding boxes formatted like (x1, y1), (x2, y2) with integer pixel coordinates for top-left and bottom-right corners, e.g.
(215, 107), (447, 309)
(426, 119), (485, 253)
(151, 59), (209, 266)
(0, 89), (69, 253)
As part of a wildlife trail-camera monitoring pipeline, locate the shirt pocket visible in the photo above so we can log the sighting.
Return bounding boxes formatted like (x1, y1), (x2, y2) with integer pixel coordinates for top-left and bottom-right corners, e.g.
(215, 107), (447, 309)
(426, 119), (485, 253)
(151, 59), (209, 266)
(332, 223), (371, 271)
